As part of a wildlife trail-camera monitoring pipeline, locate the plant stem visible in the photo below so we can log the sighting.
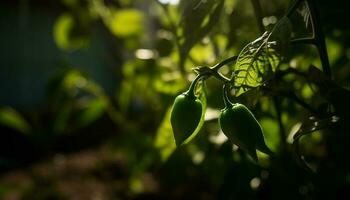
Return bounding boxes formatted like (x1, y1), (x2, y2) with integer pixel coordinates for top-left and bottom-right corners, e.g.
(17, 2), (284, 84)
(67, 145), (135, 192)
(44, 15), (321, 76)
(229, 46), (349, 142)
(285, 0), (332, 78)
(306, 0), (332, 79)
(155, 2), (186, 76)
(198, 67), (231, 83)
(286, 0), (304, 18)
(212, 71), (231, 82)
(250, 0), (265, 33)
(292, 138), (315, 173)
(211, 55), (238, 71)
(276, 67), (308, 78)
(273, 97), (287, 152)
(195, 55), (237, 83)
(251, 0), (289, 152)
(223, 84), (233, 108)
(291, 37), (316, 45)
(287, 92), (318, 114)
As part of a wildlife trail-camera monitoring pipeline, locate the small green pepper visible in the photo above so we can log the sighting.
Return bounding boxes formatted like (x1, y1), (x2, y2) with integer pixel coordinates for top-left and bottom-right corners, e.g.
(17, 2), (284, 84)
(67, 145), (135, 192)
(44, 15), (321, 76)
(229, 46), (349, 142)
(170, 75), (203, 146)
(219, 85), (273, 161)
(171, 93), (202, 146)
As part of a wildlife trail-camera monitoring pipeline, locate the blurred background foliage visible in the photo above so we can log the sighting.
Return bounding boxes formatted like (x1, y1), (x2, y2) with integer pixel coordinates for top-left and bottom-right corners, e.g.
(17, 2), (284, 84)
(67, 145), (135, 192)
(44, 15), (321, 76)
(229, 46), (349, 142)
(0, 0), (350, 199)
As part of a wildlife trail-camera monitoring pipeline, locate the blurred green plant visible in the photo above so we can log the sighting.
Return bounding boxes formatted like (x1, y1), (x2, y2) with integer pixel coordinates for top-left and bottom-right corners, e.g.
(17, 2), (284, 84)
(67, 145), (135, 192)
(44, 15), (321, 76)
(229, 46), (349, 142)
(1, 0), (350, 199)
(0, 107), (31, 134)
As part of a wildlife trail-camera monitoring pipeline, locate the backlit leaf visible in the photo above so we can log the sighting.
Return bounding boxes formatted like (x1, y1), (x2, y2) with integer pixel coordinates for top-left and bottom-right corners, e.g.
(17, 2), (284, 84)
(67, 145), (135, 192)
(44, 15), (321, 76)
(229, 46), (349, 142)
(108, 9), (144, 37)
(154, 107), (177, 161)
(53, 13), (89, 50)
(76, 97), (107, 127)
(232, 17), (292, 96)
(233, 32), (280, 96)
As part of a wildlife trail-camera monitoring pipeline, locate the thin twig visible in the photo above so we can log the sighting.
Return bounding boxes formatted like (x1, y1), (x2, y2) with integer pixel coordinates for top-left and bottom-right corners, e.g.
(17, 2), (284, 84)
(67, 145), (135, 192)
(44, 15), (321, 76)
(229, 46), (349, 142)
(306, 0), (332, 79)
(287, 92), (318, 114)
(250, 0), (265, 33)
(276, 67), (308, 78)
(286, 0), (304, 18)
(292, 137), (316, 173)
(291, 37), (316, 45)
(211, 55), (238, 71)
(273, 97), (287, 152)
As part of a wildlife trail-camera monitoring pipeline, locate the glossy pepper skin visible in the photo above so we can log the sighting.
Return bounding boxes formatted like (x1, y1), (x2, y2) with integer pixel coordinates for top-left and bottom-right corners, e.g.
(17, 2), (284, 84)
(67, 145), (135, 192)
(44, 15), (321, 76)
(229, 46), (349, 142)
(170, 93), (202, 146)
(219, 103), (273, 161)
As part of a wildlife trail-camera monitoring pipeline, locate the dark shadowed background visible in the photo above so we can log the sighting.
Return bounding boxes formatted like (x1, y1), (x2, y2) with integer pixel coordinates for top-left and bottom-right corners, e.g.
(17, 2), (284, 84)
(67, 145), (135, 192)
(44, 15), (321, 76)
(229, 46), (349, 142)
(0, 0), (350, 199)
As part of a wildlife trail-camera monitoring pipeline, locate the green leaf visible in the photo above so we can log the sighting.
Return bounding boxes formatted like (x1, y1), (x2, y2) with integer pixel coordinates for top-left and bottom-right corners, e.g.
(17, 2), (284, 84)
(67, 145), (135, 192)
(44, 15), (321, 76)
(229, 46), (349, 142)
(178, 0), (224, 62)
(50, 70), (109, 133)
(154, 107), (177, 161)
(232, 17), (292, 96)
(0, 107), (31, 134)
(260, 118), (279, 152)
(153, 74), (186, 95)
(108, 9), (144, 37)
(53, 13), (89, 50)
(76, 97), (107, 127)
(233, 32), (280, 96)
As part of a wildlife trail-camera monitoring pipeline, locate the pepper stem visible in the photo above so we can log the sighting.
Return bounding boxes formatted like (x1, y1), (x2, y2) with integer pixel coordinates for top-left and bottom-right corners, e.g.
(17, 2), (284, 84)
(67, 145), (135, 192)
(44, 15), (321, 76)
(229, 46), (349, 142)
(185, 75), (202, 99)
(223, 83), (234, 108)
(211, 55), (238, 72)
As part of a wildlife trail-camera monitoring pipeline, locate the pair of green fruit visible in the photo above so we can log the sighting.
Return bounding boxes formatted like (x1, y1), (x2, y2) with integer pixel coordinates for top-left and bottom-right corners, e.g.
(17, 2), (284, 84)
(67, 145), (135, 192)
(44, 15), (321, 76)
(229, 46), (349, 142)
(170, 81), (273, 161)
